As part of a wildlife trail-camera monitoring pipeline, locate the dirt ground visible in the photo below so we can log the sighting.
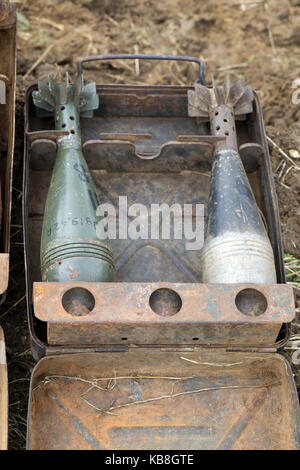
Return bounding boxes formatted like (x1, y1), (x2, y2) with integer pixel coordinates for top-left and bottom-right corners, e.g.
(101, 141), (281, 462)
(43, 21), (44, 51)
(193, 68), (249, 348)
(1, 0), (300, 449)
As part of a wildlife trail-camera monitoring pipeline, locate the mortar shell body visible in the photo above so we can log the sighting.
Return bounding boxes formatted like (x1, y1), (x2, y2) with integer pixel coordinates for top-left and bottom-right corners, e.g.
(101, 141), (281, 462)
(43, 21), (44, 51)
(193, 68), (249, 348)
(40, 145), (114, 282)
(202, 149), (276, 284)
(40, 97), (114, 282)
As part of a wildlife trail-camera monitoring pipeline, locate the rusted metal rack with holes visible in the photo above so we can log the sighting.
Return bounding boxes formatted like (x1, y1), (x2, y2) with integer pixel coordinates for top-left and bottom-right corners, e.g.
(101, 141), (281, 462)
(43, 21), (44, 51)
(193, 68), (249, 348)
(23, 55), (300, 450)
(0, 1), (16, 451)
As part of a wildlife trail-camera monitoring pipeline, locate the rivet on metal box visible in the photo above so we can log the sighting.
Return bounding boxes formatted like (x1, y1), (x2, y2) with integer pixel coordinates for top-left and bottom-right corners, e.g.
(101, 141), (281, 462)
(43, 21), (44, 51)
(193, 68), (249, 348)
(23, 55), (300, 449)
(0, 1), (16, 451)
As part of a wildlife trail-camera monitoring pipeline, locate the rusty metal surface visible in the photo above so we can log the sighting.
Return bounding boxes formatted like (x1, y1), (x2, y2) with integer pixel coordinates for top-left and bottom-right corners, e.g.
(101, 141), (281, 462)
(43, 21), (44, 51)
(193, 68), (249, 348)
(0, 3), (16, 302)
(93, 133), (225, 159)
(32, 282), (294, 347)
(253, 97), (286, 284)
(238, 142), (263, 173)
(83, 138), (216, 161)
(27, 350), (300, 449)
(23, 77), (287, 357)
(0, 326), (8, 450)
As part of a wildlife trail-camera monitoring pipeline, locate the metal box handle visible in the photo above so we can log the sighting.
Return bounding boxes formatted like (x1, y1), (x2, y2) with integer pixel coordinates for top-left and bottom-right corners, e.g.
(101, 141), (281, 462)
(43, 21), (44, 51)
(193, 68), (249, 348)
(77, 54), (206, 85)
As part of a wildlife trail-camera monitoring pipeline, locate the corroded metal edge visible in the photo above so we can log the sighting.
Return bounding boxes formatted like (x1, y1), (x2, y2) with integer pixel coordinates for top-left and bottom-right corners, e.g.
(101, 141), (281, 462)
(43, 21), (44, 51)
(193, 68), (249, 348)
(33, 281), (295, 323)
(33, 282), (294, 347)
(0, 3), (16, 302)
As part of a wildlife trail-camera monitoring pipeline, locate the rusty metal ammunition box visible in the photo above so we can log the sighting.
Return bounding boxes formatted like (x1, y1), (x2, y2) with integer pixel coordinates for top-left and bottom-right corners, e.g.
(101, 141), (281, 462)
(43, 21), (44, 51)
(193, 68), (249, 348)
(23, 55), (300, 449)
(0, 2), (16, 450)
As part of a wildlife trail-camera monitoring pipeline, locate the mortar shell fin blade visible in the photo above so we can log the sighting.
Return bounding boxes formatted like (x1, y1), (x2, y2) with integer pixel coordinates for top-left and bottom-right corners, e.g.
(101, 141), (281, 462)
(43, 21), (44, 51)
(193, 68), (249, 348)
(32, 93), (54, 113)
(80, 81), (99, 113)
(211, 77), (224, 106)
(60, 72), (69, 105)
(32, 86), (55, 113)
(227, 78), (248, 107)
(194, 84), (212, 107)
(187, 85), (211, 117)
(73, 74), (84, 107)
(36, 80), (55, 108)
(48, 75), (59, 100)
(224, 74), (232, 104)
(234, 85), (254, 114)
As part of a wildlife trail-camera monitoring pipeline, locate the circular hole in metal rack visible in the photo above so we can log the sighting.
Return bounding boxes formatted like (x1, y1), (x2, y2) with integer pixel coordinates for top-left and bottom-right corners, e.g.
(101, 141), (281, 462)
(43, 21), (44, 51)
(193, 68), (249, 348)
(62, 287), (95, 316)
(235, 288), (267, 317)
(149, 288), (182, 316)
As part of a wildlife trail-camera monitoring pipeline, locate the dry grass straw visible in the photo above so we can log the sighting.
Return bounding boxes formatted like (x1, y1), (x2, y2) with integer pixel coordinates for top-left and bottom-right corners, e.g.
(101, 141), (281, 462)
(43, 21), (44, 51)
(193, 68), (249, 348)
(37, 373), (279, 416)
(284, 254), (300, 290)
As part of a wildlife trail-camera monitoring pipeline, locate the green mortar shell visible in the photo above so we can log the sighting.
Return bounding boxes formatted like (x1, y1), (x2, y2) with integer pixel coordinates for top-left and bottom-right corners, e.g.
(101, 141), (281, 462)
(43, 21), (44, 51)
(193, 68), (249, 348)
(33, 75), (114, 282)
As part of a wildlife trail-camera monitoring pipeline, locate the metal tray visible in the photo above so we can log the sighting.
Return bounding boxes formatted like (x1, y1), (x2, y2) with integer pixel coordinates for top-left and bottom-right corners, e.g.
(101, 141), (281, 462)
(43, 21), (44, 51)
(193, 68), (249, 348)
(27, 349), (300, 450)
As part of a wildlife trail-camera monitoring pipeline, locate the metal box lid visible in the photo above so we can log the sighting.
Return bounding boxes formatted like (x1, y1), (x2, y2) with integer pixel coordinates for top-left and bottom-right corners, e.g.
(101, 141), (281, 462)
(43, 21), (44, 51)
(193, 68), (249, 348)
(27, 349), (300, 450)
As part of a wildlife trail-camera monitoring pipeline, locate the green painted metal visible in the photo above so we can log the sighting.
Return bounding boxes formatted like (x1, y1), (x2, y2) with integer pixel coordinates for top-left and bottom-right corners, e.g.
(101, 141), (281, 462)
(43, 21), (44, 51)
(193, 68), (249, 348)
(33, 74), (114, 282)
